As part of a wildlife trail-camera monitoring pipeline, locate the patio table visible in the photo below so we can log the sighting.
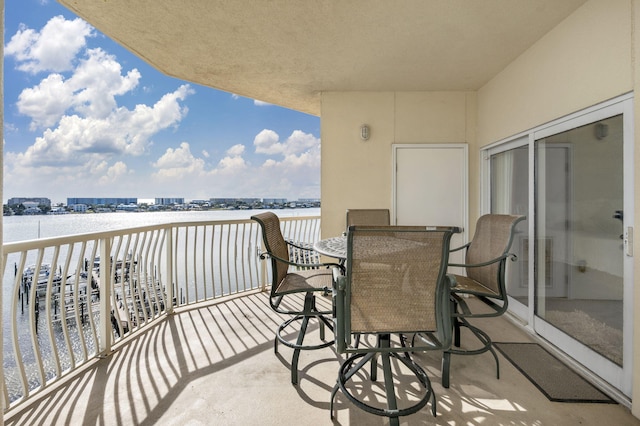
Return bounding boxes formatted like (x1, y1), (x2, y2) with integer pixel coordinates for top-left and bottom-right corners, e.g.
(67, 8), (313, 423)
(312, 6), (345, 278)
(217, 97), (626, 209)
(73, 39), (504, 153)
(314, 236), (347, 260)
(314, 226), (462, 261)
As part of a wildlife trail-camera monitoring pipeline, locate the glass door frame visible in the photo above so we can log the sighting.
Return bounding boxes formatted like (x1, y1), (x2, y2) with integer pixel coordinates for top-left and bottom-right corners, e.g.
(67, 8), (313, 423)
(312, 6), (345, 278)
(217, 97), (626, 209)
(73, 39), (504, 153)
(480, 93), (634, 397)
(482, 135), (534, 328)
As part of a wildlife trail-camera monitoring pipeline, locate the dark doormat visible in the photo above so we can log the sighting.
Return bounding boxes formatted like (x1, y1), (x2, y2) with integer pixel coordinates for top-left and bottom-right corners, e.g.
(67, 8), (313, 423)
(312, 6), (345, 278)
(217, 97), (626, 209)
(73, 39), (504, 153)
(494, 342), (615, 403)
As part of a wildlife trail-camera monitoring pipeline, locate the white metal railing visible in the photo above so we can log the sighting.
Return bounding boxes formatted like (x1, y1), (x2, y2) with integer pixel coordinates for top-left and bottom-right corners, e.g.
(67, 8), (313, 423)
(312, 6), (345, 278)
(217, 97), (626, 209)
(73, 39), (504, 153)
(1, 215), (320, 411)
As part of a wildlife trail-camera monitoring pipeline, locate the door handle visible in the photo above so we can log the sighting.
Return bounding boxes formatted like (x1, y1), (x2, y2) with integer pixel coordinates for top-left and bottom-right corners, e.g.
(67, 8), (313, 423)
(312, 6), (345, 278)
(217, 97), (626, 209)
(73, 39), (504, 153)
(624, 227), (633, 257)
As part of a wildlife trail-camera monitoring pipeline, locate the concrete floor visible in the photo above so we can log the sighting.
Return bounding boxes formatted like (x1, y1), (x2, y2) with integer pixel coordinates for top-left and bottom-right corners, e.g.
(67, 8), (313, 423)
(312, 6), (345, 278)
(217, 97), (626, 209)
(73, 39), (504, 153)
(4, 290), (639, 426)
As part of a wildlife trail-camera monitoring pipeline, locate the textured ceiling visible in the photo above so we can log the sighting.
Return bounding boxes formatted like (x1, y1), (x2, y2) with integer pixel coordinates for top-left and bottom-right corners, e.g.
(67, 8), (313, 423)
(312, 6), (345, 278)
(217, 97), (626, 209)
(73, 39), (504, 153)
(59, 0), (587, 116)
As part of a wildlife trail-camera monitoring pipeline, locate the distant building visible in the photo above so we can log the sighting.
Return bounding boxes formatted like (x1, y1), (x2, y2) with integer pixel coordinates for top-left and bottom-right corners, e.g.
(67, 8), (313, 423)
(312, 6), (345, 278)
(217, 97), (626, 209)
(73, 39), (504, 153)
(24, 206), (42, 215)
(116, 203), (139, 211)
(7, 197), (51, 207)
(155, 198), (184, 206)
(210, 198), (261, 205)
(73, 204), (88, 213)
(262, 198), (287, 204)
(67, 197), (137, 206)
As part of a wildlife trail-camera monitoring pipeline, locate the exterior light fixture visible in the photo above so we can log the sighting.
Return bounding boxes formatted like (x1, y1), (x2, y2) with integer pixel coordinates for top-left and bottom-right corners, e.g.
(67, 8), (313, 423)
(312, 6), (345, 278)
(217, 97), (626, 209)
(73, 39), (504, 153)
(595, 123), (608, 140)
(360, 124), (370, 141)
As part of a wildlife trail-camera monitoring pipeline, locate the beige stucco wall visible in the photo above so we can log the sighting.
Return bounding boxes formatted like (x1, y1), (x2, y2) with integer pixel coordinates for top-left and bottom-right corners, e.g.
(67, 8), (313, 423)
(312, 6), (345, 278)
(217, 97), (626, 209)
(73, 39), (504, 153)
(477, 0), (632, 146)
(634, 0), (640, 418)
(320, 91), (476, 239)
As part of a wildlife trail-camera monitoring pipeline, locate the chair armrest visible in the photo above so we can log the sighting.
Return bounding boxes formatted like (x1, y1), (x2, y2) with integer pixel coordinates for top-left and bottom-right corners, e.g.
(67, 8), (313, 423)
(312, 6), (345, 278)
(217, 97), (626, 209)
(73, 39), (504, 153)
(285, 239), (316, 251)
(449, 242), (471, 253)
(449, 252), (517, 269)
(260, 250), (345, 273)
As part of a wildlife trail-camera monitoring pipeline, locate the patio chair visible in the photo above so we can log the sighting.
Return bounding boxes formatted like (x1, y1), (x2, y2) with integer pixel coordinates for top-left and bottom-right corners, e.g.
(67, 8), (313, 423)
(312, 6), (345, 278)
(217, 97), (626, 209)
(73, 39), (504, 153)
(251, 211), (343, 385)
(331, 226), (455, 424)
(441, 214), (525, 388)
(344, 209), (390, 346)
(346, 208), (390, 228)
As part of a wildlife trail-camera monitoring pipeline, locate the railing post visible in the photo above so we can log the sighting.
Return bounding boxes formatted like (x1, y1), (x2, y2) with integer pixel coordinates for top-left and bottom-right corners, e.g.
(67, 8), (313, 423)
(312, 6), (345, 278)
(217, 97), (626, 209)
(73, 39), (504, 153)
(99, 236), (112, 355)
(165, 226), (174, 314)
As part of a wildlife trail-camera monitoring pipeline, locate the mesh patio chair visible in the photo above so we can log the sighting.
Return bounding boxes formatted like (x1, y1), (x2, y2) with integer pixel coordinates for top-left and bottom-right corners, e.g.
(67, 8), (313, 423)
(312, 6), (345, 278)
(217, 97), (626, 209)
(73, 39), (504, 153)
(330, 226), (456, 424)
(343, 209), (390, 345)
(441, 214), (525, 388)
(346, 208), (390, 228)
(252, 211), (344, 385)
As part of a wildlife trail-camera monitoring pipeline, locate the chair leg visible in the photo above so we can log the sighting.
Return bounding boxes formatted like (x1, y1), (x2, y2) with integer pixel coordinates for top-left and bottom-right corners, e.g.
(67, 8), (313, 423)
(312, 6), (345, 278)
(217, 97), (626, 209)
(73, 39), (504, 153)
(331, 352), (375, 420)
(332, 335), (433, 424)
(380, 336), (399, 426)
(309, 294), (327, 341)
(354, 333), (361, 348)
(330, 382), (339, 419)
(443, 317), (500, 386)
(453, 319), (461, 347)
(441, 351), (451, 388)
(451, 298), (461, 347)
(276, 292), (335, 385)
(291, 314), (311, 385)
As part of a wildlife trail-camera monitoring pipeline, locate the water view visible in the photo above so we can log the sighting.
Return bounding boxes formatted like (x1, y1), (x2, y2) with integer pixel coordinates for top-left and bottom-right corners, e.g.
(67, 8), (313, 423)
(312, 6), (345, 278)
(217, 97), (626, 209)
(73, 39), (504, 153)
(3, 208), (320, 243)
(2, 208), (320, 403)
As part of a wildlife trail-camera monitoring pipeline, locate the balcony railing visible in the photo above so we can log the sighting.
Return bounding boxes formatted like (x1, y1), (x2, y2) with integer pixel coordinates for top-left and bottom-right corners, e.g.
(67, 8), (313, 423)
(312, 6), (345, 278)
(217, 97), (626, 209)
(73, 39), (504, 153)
(1, 215), (321, 411)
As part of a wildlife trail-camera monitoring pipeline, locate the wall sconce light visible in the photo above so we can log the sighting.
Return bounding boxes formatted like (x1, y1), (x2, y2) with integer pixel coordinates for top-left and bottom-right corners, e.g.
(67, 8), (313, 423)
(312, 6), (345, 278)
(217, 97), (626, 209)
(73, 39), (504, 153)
(360, 124), (370, 141)
(595, 123), (608, 140)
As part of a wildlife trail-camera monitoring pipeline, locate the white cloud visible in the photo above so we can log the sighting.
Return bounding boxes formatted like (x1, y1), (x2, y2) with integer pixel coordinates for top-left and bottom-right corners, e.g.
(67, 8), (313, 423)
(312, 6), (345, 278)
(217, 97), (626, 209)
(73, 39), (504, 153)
(254, 100), (272, 106)
(68, 48), (142, 119)
(98, 161), (130, 185)
(254, 129), (283, 155)
(5, 16), (94, 74)
(154, 142), (197, 168)
(208, 129), (321, 198)
(3, 153), (130, 200)
(152, 141), (206, 179)
(146, 129), (320, 198)
(16, 48), (142, 130)
(226, 144), (245, 156)
(11, 84), (193, 168)
(254, 128), (319, 156)
(217, 155), (247, 173)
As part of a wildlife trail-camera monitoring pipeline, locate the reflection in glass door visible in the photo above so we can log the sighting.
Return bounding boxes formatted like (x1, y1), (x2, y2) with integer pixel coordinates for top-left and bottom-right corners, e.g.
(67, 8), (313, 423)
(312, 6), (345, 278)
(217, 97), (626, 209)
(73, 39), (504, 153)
(535, 115), (624, 368)
(490, 145), (529, 307)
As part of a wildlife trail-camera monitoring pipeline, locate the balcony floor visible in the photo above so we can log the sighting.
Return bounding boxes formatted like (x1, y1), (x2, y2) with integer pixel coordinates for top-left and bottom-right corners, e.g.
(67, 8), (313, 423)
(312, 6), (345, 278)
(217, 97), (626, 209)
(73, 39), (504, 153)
(5, 290), (639, 425)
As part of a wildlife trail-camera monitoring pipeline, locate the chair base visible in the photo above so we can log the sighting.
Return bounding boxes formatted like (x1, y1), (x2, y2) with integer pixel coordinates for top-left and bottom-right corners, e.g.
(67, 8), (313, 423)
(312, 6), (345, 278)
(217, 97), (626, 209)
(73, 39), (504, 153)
(274, 292), (335, 384)
(441, 316), (500, 388)
(330, 334), (436, 425)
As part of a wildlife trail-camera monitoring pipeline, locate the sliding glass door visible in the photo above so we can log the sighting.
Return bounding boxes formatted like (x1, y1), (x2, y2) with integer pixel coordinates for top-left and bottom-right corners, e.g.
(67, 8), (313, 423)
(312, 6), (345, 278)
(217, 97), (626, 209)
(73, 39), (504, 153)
(484, 95), (633, 397)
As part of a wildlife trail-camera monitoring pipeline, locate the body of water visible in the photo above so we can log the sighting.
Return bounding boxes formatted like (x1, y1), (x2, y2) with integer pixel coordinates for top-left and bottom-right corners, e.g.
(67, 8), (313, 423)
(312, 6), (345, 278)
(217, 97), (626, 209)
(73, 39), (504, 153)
(3, 208), (320, 243)
(1, 207), (320, 403)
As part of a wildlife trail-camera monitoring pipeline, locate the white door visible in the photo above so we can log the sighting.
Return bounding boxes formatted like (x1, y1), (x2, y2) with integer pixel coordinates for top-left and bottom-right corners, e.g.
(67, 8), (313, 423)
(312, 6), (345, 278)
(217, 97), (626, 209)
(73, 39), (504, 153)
(392, 144), (468, 262)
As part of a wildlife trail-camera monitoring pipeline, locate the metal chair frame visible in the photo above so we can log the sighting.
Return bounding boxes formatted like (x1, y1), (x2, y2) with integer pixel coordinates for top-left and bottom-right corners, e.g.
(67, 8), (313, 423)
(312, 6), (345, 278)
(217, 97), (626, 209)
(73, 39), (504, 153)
(252, 211), (344, 385)
(331, 226), (455, 425)
(441, 214), (525, 388)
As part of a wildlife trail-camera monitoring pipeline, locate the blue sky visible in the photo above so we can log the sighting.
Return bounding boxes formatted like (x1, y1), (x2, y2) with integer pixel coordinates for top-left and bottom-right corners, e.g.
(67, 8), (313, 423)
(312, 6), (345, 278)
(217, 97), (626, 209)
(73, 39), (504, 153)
(3, 0), (321, 205)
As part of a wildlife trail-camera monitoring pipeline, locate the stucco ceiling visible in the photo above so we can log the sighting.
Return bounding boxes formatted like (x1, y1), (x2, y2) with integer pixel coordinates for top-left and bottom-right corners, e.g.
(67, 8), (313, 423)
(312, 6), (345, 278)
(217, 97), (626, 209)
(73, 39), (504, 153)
(58, 0), (587, 116)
